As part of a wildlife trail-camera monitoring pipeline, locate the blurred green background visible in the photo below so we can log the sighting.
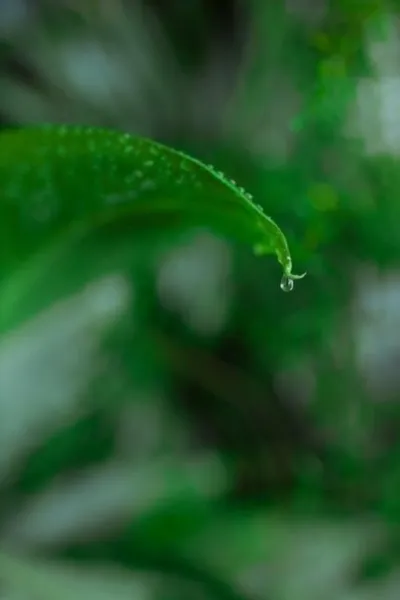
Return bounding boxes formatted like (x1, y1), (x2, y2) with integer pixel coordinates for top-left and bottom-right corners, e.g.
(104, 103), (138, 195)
(1, 1), (400, 598)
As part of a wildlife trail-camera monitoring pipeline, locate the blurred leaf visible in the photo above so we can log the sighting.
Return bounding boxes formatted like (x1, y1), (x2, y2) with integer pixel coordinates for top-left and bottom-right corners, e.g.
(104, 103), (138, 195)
(0, 549), (154, 600)
(3, 453), (229, 549)
(0, 274), (130, 479)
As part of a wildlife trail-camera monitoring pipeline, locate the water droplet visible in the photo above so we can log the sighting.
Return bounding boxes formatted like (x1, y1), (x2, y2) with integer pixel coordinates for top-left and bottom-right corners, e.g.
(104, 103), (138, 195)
(280, 275), (294, 292)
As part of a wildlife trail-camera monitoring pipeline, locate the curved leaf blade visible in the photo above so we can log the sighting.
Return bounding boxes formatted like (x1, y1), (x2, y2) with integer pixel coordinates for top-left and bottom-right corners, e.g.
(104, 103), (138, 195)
(0, 124), (305, 290)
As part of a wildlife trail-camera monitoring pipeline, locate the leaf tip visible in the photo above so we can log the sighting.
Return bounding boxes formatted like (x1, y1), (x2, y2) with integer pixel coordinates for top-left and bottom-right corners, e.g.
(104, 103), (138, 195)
(280, 271), (307, 292)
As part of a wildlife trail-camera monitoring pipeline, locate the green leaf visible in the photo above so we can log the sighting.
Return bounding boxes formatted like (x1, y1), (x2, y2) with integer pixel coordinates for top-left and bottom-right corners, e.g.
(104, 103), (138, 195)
(0, 124), (305, 308)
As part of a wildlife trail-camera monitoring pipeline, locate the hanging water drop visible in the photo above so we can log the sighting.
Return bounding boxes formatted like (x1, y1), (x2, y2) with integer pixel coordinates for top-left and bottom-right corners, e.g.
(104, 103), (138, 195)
(280, 274), (294, 292)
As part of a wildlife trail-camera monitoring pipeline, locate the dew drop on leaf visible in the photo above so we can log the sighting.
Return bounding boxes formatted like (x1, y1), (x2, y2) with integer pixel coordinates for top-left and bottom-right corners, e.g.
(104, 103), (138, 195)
(280, 274), (294, 292)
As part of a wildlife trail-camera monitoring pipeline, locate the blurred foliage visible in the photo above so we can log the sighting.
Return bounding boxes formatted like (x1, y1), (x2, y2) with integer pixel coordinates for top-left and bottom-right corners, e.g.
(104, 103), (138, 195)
(1, 0), (400, 599)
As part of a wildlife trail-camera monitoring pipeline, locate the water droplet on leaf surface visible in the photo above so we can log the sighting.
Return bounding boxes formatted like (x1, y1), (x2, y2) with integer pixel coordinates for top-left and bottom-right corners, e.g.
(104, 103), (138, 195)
(280, 275), (294, 292)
